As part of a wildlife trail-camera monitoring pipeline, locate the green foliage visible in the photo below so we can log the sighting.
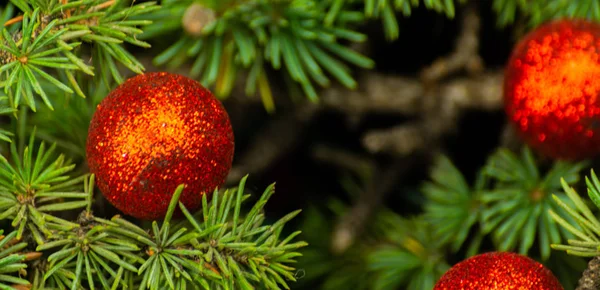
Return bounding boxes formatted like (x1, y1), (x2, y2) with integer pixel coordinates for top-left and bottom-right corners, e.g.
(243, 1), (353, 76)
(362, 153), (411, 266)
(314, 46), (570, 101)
(144, 0), (373, 112)
(480, 147), (587, 260)
(325, 0), (466, 40)
(0, 168), (305, 289)
(26, 72), (109, 160)
(0, 229), (30, 288)
(366, 214), (449, 290)
(493, 0), (600, 27)
(423, 147), (588, 261)
(296, 197), (375, 290)
(422, 155), (485, 256)
(0, 133), (88, 242)
(0, 0), (157, 113)
(0, 95), (14, 143)
(550, 170), (600, 257)
(297, 177), (448, 290)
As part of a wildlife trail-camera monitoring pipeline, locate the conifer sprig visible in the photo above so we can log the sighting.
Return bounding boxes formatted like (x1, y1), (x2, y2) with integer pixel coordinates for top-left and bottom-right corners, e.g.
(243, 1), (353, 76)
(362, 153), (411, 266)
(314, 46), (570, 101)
(324, 0), (466, 40)
(0, 133), (88, 242)
(297, 176), (449, 290)
(423, 147), (588, 260)
(550, 170), (600, 258)
(144, 0), (373, 112)
(492, 0), (600, 27)
(480, 147), (587, 260)
(1, 0), (157, 113)
(422, 155), (485, 256)
(0, 229), (30, 289)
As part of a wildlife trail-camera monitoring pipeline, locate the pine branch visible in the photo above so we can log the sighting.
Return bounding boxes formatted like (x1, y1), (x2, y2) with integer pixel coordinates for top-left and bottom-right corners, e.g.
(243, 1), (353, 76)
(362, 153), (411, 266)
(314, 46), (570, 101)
(144, 0), (373, 112)
(0, 0), (157, 114)
(297, 176), (448, 290)
(550, 169), (600, 257)
(493, 0), (600, 27)
(0, 132), (88, 243)
(325, 0), (467, 40)
(422, 147), (589, 260)
(0, 229), (32, 289)
(480, 147), (589, 260)
(422, 155), (485, 255)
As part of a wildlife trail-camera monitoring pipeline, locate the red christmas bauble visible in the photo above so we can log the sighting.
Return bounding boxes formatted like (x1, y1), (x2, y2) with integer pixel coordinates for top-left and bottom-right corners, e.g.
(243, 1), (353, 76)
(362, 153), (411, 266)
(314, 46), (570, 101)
(504, 19), (600, 160)
(86, 72), (234, 220)
(433, 252), (563, 290)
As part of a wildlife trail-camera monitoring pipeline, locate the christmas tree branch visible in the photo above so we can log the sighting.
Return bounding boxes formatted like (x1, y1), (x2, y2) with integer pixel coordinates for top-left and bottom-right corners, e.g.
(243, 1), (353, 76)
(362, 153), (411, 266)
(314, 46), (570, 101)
(325, 0), (466, 40)
(0, 132), (87, 242)
(550, 170), (600, 257)
(493, 0), (600, 28)
(0, 0), (157, 114)
(144, 0), (374, 110)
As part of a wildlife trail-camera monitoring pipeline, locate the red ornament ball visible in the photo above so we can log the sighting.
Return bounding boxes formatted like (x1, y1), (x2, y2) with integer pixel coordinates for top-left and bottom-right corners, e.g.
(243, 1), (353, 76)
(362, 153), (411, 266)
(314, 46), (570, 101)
(434, 252), (563, 290)
(86, 72), (234, 220)
(504, 19), (600, 160)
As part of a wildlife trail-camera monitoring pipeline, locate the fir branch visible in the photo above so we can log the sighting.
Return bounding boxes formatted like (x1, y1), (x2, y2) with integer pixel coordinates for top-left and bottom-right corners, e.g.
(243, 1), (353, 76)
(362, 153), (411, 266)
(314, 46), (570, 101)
(0, 229), (30, 289)
(297, 181), (448, 290)
(0, 94), (15, 143)
(422, 147), (589, 260)
(0, 132), (88, 242)
(1, 0), (157, 112)
(366, 214), (449, 290)
(550, 170), (600, 258)
(422, 155), (485, 255)
(324, 0), (467, 40)
(493, 0), (600, 27)
(144, 0), (373, 112)
(480, 147), (588, 260)
(86, 176), (307, 290)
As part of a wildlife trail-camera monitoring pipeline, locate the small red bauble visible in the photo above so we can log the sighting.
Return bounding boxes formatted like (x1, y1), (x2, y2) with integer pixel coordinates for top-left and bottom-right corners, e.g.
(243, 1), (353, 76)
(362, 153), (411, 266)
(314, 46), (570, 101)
(86, 72), (234, 220)
(434, 252), (563, 290)
(504, 19), (600, 160)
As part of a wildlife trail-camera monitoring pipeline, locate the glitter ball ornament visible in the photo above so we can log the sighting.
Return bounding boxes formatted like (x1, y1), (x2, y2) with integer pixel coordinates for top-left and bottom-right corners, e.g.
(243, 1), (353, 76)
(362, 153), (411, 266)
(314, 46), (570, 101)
(504, 19), (600, 160)
(434, 252), (563, 290)
(86, 72), (234, 220)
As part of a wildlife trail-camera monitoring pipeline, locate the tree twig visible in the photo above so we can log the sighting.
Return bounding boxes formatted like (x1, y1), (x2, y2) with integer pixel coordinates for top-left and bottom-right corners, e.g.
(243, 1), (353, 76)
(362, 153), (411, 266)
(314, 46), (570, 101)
(4, 15), (23, 27)
(576, 256), (600, 290)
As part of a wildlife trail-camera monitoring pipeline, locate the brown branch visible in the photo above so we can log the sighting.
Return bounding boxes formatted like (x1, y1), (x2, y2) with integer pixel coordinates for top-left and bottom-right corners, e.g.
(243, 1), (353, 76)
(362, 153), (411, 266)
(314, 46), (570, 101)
(421, 1), (483, 82)
(576, 256), (600, 290)
(328, 155), (426, 254)
(357, 72), (503, 155)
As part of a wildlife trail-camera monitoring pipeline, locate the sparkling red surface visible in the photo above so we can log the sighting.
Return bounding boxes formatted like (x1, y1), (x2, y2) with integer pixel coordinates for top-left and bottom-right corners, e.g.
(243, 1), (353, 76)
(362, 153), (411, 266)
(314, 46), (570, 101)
(505, 19), (600, 160)
(86, 72), (234, 220)
(434, 252), (563, 290)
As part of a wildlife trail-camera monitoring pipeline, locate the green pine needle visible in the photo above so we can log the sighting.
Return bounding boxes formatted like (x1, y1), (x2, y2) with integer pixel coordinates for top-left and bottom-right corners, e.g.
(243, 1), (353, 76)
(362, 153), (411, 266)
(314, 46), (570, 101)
(0, 230), (30, 289)
(324, 0), (466, 40)
(550, 169), (600, 258)
(96, 176), (308, 290)
(145, 1), (372, 111)
(493, 0), (600, 28)
(480, 147), (589, 260)
(422, 155), (485, 254)
(297, 176), (448, 290)
(0, 132), (88, 242)
(1, 0), (156, 112)
(367, 214), (449, 290)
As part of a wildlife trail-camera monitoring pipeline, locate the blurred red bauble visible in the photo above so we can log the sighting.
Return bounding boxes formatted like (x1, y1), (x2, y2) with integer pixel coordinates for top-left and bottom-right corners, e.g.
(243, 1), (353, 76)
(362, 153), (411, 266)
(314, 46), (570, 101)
(434, 252), (563, 290)
(504, 19), (600, 160)
(86, 72), (234, 220)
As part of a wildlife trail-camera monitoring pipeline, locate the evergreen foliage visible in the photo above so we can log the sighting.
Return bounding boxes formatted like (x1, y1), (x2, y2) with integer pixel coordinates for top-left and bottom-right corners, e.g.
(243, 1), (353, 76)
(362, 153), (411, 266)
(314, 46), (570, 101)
(3, 0), (600, 289)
